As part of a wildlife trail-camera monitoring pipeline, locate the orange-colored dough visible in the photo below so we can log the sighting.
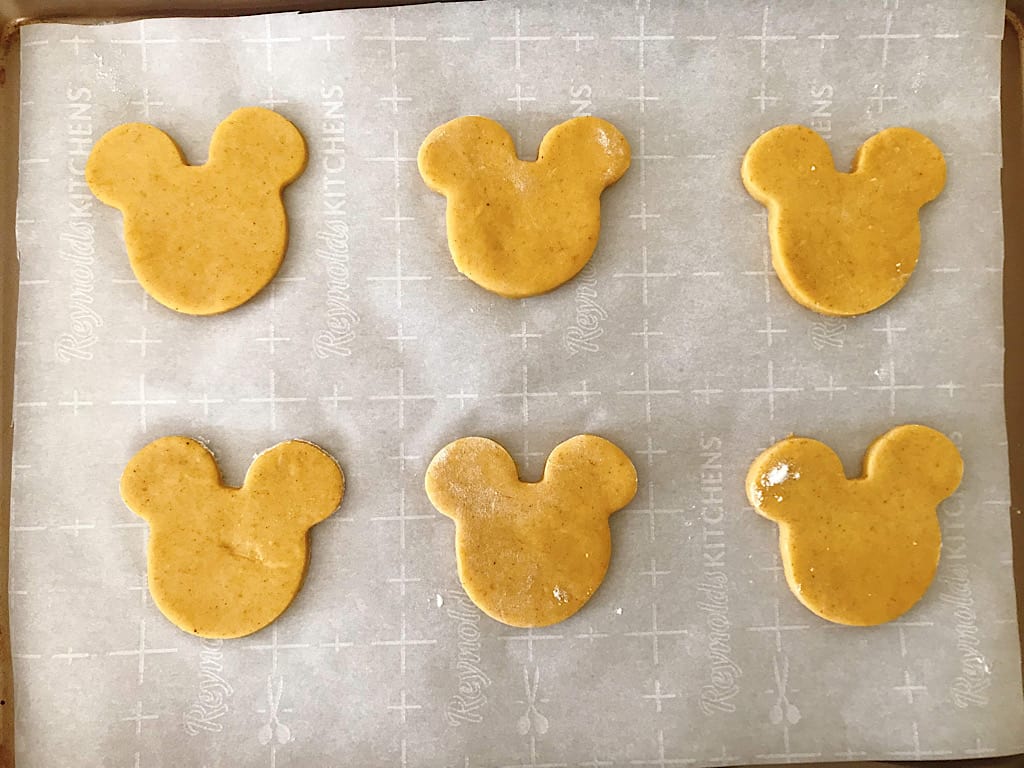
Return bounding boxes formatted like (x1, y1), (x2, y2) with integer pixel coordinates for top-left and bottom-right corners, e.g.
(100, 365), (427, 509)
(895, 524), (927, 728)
(120, 436), (343, 638)
(746, 425), (963, 626)
(418, 116), (630, 298)
(87, 107), (306, 315)
(425, 435), (637, 627)
(742, 125), (945, 316)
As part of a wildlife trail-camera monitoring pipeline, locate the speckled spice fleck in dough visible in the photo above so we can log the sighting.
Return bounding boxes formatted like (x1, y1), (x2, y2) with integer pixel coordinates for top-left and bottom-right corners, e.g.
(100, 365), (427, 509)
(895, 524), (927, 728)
(120, 436), (343, 639)
(86, 107), (307, 315)
(425, 434), (637, 627)
(418, 115), (630, 298)
(742, 124), (945, 316)
(746, 424), (963, 626)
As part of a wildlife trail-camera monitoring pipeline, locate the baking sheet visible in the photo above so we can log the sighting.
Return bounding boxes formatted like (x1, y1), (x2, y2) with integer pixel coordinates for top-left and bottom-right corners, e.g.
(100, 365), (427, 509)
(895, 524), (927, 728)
(12, 0), (1024, 765)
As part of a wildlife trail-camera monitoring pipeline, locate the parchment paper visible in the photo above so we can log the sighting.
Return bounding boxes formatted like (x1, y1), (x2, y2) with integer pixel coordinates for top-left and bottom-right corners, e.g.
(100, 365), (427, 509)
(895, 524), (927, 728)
(13, 1), (1024, 765)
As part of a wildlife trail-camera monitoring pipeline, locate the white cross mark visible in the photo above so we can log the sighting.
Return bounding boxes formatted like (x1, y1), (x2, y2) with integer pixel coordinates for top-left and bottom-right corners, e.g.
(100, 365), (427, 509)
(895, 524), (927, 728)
(320, 634), (355, 653)
(320, 383), (354, 411)
(58, 389), (93, 415)
(491, 7), (551, 71)
(936, 381), (965, 398)
(312, 32), (346, 52)
(632, 318), (664, 350)
(642, 680), (677, 713)
(60, 34), (94, 55)
(611, 15), (674, 71)
(510, 321), (542, 351)
(382, 198), (415, 233)
(630, 480), (685, 542)
(499, 628), (563, 663)
(625, 604), (687, 666)
(386, 562), (422, 597)
(259, 84), (290, 110)
(240, 370), (307, 430)
(128, 88), (164, 120)
(746, 598), (810, 652)
(629, 728), (695, 767)
(634, 127), (674, 185)
(254, 322), (290, 355)
(244, 16), (301, 72)
(569, 380), (600, 406)
(738, 6), (796, 71)
(614, 245), (676, 306)
(620, 361), (680, 425)
(496, 365), (557, 425)
(757, 316), (786, 347)
(893, 670), (926, 704)
(387, 689), (422, 723)
(58, 518), (95, 536)
(808, 32), (839, 50)
(365, 16), (426, 70)
(627, 82), (660, 113)
(873, 314), (906, 346)
(752, 81), (781, 112)
(112, 19), (178, 73)
(111, 373), (177, 431)
(386, 321), (417, 354)
(123, 327), (162, 358)
(964, 737), (996, 756)
(863, 359), (923, 416)
(814, 374), (848, 402)
(372, 612), (437, 676)
(367, 246), (431, 310)
(869, 83), (898, 114)
(639, 557), (670, 588)
(244, 626), (310, 675)
(562, 32), (595, 52)
(744, 244), (774, 302)
(369, 369), (435, 431)
(107, 619), (178, 685)
(888, 722), (953, 759)
(507, 83), (537, 116)
(692, 380), (724, 405)
(122, 700), (159, 736)
(447, 387), (478, 410)
(366, 128), (416, 192)
(740, 361), (803, 420)
(574, 626), (609, 643)
(858, 12), (921, 68)
(189, 392), (225, 417)
(52, 647), (91, 665)
(635, 435), (667, 468)
(380, 81), (412, 113)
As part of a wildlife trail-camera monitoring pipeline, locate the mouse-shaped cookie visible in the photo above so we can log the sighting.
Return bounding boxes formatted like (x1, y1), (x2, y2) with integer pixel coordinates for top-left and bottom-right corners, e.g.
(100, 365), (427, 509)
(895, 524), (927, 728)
(425, 434), (637, 627)
(120, 436), (343, 638)
(742, 125), (946, 316)
(87, 107), (307, 315)
(746, 425), (963, 626)
(418, 116), (631, 298)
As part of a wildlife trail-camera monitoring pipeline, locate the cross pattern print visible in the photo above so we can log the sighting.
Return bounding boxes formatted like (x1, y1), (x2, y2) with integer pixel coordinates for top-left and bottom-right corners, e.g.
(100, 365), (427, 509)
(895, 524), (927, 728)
(10, 0), (1022, 766)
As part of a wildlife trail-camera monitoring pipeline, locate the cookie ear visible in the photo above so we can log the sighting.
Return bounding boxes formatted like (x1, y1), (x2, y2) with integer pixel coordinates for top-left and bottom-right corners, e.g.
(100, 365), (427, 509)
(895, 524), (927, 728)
(853, 127), (946, 207)
(425, 437), (519, 521)
(537, 117), (631, 188)
(542, 435), (638, 516)
(863, 425), (962, 505)
(417, 116), (516, 195)
(741, 124), (834, 207)
(746, 437), (844, 524)
(87, 123), (184, 209)
(120, 436), (221, 522)
(245, 440), (344, 528)
(209, 107), (307, 185)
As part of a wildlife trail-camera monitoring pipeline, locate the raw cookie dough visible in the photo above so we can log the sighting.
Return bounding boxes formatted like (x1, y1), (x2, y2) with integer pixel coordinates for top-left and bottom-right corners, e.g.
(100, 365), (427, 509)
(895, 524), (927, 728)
(425, 435), (637, 627)
(742, 125), (945, 316)
(417, 116), (631, 298)
(745, 425), (963, 626)
(120, 436), (343, 638)
(86, 106), (307, 315)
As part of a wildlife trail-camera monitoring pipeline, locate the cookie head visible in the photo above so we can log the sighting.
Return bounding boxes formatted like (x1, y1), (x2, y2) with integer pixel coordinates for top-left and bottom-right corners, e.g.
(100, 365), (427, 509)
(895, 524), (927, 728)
(418, 115), (631, 298)
(88, 106), (307, 316)
(746, 425), (962, 626)
(742, 124), (946, 316)
(426, 434), (637, 627)
(121, 436), (343, 638)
